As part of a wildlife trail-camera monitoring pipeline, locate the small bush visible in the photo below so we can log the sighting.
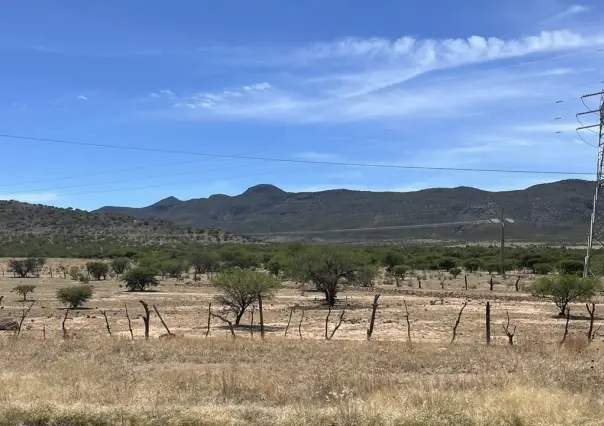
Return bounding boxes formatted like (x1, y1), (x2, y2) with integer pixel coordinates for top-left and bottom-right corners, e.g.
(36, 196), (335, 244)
(69, 266), (81, 281)
(13, 284), (36, 301)
(449, 268), (462, 278)
(122, 267), (159, 291)
(56, 285), (93, 309)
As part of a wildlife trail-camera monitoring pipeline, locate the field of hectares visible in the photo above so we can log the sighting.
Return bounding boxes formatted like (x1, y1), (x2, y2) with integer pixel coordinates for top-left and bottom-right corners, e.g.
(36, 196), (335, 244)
(1, 251), (604, 426)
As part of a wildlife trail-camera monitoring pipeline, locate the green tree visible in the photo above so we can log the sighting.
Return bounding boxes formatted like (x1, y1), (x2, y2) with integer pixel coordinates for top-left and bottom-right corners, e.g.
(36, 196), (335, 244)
(533, 263), (553, 275)
(355, 264), (378, 287)
(384, 251), (404, 273)
(438, 257), (458, 271)
(392, 265), (409, 287)
(533, 275), (601, 316)
(449, 267), (462, 278)
(122, 267), (159, 292)
(13, 284), (36, 301)
(86, 261), (109, 280)
(462, 258), (482, 273)
(9, 258), (42, 278)
(211, 269), (281, 325)
(110, 257), (130, 280)
(300, 248), (366, 306)
(556, 259), (584, 276)
(189, 252), (218, 281)
(56, 285), (93, 309)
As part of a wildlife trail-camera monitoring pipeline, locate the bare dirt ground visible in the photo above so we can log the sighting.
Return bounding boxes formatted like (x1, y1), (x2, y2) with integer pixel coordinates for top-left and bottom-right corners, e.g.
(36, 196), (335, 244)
(1, 259), (603, 425)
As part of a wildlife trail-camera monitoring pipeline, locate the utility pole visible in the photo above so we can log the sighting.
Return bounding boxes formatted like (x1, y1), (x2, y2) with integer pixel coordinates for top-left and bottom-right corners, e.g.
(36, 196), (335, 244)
(579, 89), (604, 278)
(499, 206), (505, 278)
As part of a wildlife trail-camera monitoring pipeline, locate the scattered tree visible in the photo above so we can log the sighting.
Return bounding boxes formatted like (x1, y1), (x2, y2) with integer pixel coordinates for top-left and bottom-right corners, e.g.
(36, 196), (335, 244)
(449, 267), (462, 278)
(56, 285), (93, 309)
(438, 257), (458, 271)
(533, 275), (601, 316)
(190, 252), (218, 281)
(533, 263), (553, 275)
(211, 268), (280, 325)
(86, 261), (109, 280)
(110, 257), (130, 280)
(557, 259), (584, 276)
(13, 284), (36, 301)
(300, 248), (366, 306)
(462, 258), (482, 273)
(122, 267), (159, 292)
(8, 258), (43, 278)
(392, 265), (409, 287)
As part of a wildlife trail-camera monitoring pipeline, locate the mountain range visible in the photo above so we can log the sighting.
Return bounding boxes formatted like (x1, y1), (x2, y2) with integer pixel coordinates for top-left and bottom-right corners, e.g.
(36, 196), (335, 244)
(95, 179), (596, 243)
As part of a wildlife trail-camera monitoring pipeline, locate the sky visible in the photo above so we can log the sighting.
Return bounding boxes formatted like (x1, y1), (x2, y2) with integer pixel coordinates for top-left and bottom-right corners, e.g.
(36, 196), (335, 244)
(0, 0), (603, 210)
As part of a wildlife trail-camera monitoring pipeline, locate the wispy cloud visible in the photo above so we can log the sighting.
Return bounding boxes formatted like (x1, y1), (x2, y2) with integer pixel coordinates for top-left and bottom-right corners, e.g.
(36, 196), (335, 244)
(551, 4), (591, 20)
(154, 29), (604, 124)
(295, 151), (342, 162)
(76, 95), (89, 101)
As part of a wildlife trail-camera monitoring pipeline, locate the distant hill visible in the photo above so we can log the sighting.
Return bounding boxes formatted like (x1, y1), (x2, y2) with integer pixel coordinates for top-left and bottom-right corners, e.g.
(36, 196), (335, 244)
(0, 200), (252, 246)
(95, 179), (596, 243)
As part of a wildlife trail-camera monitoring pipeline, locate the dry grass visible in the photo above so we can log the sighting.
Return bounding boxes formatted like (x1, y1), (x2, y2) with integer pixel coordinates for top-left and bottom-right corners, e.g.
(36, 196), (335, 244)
(1, 337), (604, 425)
(1, 261), (604, 424)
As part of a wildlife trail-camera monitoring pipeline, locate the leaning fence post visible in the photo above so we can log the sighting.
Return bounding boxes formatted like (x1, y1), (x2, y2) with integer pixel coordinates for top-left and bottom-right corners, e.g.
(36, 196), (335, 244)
(485, 301), (491, 345)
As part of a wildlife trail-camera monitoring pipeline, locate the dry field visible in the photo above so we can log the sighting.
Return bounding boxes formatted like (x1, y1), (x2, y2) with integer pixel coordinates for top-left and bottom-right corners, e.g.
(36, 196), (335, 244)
(1, 259), (604, 425)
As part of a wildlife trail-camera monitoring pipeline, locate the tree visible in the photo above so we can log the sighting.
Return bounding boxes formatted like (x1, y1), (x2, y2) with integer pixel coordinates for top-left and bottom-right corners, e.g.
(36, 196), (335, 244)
(190, 252), (218, 281)
(110, 257), (130, 279)
(13, 284), (36, 301)
(355, 264), (378, 287)
(300, 248), (366, 306)
(392, 265), (409, 287)
(449, 268), (462, 278)
(86, 261), (109, 280)
(533, 275), (601, 316)
(122, 267), (159, 292)
(462, 258), (482, 273)
(557, 259), (584, 276)
(438, 257), (458, 271)
(56, 285), (93, 309)
(211, 269), (280, 325)
(9, 258), (42, 278)
(160, 260), (186, 279)
(533, 263), (553, 275)
(384, 251), (404, 273)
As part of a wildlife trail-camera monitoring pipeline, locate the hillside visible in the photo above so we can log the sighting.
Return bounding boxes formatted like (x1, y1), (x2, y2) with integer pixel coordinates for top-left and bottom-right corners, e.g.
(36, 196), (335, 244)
(0, 200), (252, 254)
(95, 179), (596, 243)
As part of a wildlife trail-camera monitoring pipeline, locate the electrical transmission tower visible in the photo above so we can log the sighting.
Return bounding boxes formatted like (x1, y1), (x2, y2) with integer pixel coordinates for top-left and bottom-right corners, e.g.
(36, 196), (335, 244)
(580, 89), (604, 278)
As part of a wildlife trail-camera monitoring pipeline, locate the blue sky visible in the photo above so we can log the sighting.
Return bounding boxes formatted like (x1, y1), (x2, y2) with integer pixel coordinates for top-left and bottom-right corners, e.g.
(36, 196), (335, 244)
(0, 0), (603, 210)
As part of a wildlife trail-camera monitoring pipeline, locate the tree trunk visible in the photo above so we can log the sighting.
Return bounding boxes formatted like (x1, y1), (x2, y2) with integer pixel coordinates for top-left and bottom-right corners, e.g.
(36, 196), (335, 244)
(325, 290), (336, 307)
(235, 310), (244, 326)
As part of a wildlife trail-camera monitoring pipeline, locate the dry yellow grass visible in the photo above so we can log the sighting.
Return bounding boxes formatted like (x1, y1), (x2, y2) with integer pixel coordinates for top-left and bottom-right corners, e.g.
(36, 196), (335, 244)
(1, 261), (604, 425)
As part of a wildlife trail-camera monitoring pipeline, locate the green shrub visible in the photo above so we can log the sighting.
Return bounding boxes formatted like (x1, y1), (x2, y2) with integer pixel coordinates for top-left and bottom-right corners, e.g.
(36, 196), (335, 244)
(56, 285), (93, 309)
(533, 263), (553, 275)
(449, 268), (462, 278)
(122, 267), (159, 291)
(86, 261), (109, 280)
(556, 259), (584, 276)
(13, 284), (36, 301)
(533, 275), (601, 316)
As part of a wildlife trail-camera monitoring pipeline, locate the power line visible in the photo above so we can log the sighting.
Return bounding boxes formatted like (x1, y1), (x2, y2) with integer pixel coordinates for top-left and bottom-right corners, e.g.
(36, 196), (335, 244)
(0, 133), (595, 176)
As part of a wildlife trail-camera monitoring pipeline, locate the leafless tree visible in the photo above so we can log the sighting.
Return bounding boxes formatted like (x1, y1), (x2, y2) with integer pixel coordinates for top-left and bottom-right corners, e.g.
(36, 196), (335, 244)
(501, 310), (517, 345)
(403, 299), (411, 343)
(450, 301), (468, 344)
(153, 305), (173, 337)
(62, 308), (70, 339)
(210, 311), (236, 338)
(124, 304), (134, 340)
(258, 294), (265, 339)
(560, 307), (571, 344)
(16, 301), (35, 337)
(486, 301), (491, 345)
(366, 294), (380, 341)
(205, 302), (212, 338)
(325, 299), (346, 341)
(285, 306), (295, 337)
(100, 310), (112, 337)
(298, 309), (305, 339)
(139, 300), (150, 340)
(586, 303), (600, 343)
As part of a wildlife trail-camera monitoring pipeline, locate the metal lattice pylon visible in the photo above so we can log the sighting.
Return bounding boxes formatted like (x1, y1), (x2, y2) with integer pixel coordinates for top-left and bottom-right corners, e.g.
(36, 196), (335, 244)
(582, 90), (604, 278)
